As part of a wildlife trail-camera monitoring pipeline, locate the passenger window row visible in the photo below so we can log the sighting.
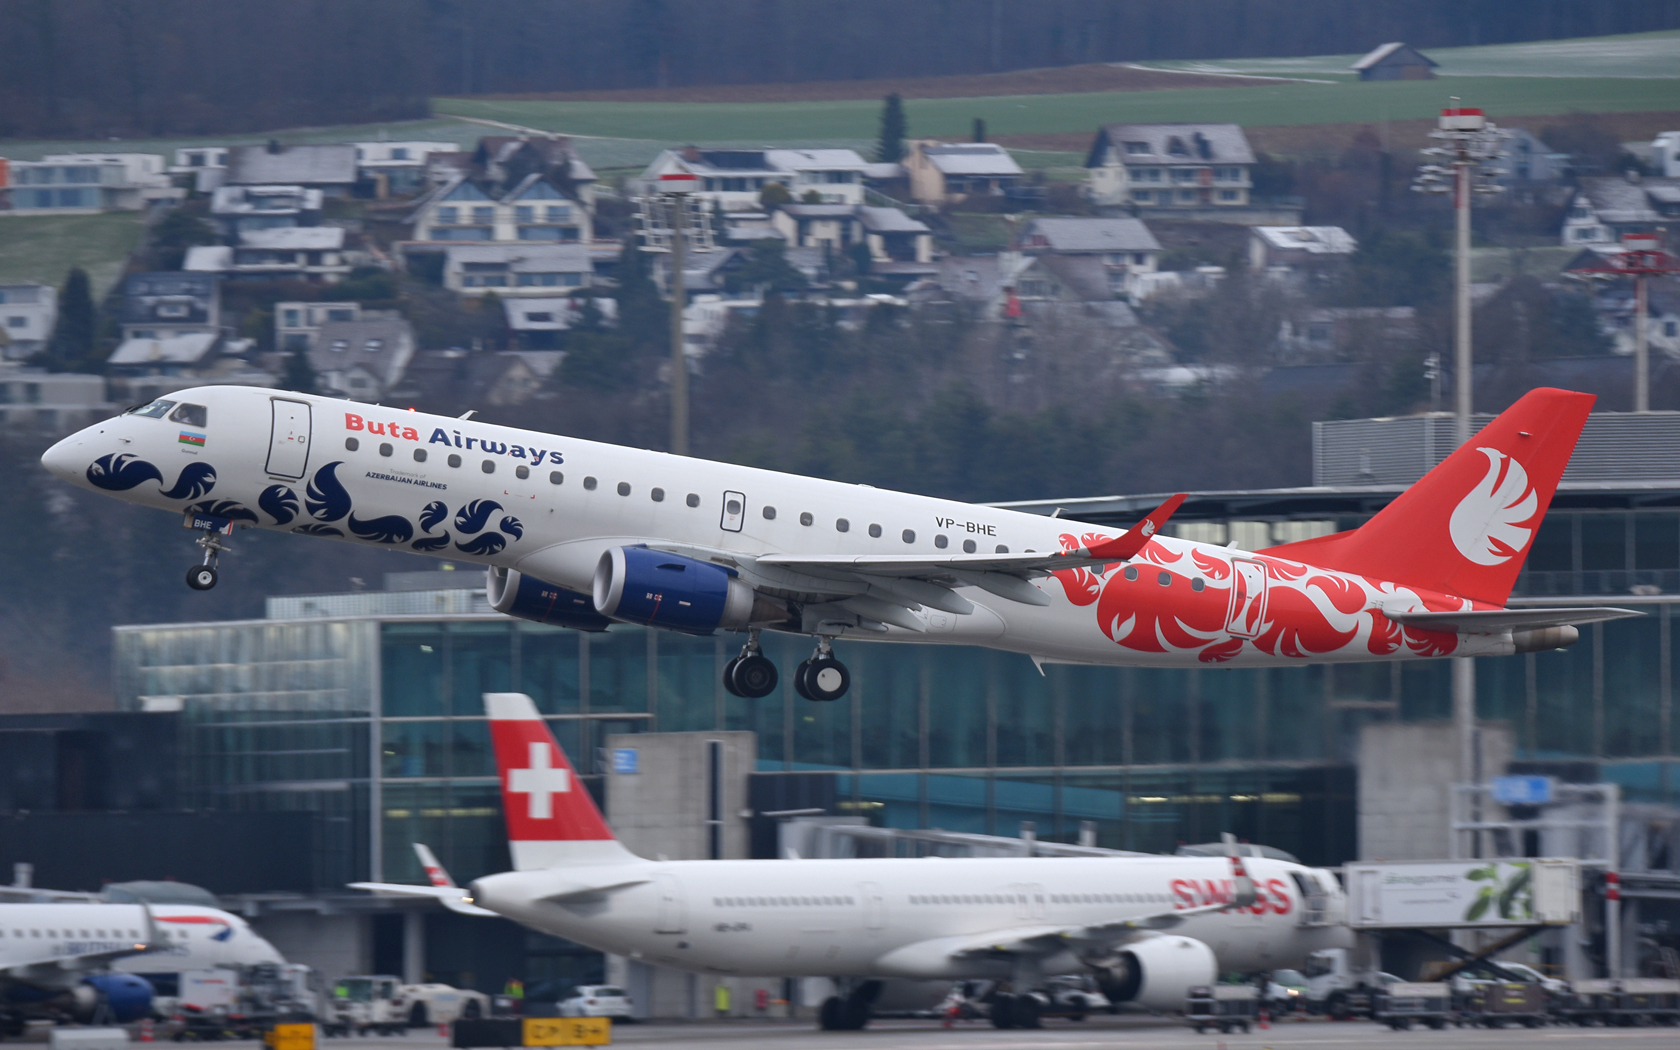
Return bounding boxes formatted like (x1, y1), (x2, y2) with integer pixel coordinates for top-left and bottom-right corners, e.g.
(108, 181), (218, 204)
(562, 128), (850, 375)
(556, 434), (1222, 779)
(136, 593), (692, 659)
(335, 439), (1015, 553)
(1049, 892), (1166, 905)
(910, 893), (1024, 905)
(712, 895), (854, 908)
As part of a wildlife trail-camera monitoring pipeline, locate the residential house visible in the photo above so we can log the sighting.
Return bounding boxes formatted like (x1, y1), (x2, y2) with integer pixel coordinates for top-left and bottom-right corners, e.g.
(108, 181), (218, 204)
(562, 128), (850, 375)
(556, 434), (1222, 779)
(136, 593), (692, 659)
(1248, 226), (1358, 274)
(1, 154), (172, 213)
(1562, 176), (1680, 246)
(169, 146), (230, 193)
(904, 141), (1023, 204)
(1016, 216), (1161, 297)
(0, 366), (117, 433)
(443, 244), (592, 297)
(310, 319), (415, 401)
(635, 148), (870, 211)
(1576, 270), (1680, 359)
(393, 350), (543, 411)
(275, 302), (364, 352)
(210, 184), (324, 238)
(186, 227), (351, 282)
(1083, 124), (1254, 209)
(1278, 307), (1418, 361)
(503, 297), (617, 350)
(1652, 131), (1680, 179)
(224, 143), (359, 196)
(770, 204), (861, 251)
(473, 137), (597, 208)
(0, 283), (57, 360)
(353, 141), (459, 196)
(858, 206), (935, 280)
(411, 175), (589, 245)
(1350, 43), (1437, 81)
(109, 271), (224, 377)
(716, 211), (782, 245)
(1500, 128), (1571, 186)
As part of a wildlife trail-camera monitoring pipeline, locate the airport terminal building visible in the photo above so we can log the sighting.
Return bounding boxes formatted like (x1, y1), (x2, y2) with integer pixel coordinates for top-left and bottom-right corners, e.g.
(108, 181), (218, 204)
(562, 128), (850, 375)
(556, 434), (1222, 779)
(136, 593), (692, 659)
(4, 411), (1680, 1002)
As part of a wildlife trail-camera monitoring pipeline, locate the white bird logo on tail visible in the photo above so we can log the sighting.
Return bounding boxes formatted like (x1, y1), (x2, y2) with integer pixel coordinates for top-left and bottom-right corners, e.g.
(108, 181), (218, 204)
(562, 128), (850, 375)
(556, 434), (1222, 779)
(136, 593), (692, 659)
(1449, 447), (1538, 566)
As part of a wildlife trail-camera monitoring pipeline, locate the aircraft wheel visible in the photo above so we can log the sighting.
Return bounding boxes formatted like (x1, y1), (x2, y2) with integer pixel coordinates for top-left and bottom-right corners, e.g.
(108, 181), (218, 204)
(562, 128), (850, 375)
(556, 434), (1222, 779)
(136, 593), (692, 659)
(1013, 994), (1042, 1029)
(818, 997), (843, 1030)
(793, 659), (815, 701)
(803, 657), (850, 701)
(730, 654), (778, 698)
(186, 565), (218, 590)
(989, 997), (1015, 1029)
(721, 656), (745, 697)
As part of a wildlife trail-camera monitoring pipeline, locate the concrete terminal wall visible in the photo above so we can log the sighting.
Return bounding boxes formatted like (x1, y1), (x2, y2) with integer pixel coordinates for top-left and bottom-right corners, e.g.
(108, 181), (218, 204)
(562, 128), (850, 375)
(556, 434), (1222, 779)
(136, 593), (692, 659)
(1359, 720), (1513, 861)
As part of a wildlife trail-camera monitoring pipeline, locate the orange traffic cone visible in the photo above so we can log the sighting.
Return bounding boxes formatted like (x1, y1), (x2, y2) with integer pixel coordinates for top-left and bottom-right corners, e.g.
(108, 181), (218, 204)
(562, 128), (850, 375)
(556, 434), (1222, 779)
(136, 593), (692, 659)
(1258, 1008), (1270, 1030)
(438, 1021), (449, 1038)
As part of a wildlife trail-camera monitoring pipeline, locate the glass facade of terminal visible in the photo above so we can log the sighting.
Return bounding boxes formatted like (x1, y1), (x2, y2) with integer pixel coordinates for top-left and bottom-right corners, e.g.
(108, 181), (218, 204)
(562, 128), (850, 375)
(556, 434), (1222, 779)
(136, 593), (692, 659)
(113, 514), (1678, 893)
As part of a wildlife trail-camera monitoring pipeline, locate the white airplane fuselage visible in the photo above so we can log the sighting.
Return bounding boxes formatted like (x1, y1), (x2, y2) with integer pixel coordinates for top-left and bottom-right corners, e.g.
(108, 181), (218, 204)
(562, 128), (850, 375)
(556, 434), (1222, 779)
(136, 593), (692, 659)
(473, 853), (1350, 979)
(0, 904), (281, 987)
(41, 386), (1517, 668)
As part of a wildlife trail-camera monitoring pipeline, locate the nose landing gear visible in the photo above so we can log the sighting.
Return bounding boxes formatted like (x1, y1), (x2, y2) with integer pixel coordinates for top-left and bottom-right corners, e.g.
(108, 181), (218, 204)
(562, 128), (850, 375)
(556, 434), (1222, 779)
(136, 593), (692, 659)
(722, 631), (778, 698)
(794, 636), (851, 701)
(185, 526), (229, 591)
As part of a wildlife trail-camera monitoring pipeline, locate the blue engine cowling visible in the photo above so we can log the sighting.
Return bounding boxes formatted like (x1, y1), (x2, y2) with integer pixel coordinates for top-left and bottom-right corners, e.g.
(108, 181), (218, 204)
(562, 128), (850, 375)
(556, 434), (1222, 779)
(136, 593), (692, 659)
(79, 974), (154, 1023)
(593, 547), (756, 635)
(487, 567), (612, 631)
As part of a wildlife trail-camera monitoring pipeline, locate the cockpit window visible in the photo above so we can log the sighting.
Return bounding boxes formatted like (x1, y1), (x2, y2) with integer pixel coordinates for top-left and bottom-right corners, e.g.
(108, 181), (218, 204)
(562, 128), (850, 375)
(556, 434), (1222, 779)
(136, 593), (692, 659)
(169, 403), (208, 427)
(126, 399), (176, 419)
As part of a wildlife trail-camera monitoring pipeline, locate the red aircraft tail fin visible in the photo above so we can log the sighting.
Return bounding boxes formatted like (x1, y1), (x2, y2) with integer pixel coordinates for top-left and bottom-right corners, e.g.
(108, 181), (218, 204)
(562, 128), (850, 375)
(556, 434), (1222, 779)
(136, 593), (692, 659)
(1261, 388), (1594, 606)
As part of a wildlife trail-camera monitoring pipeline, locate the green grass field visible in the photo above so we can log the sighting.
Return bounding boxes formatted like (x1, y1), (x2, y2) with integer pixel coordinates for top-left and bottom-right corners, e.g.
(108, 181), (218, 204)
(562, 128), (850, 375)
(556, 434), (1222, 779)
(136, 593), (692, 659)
(0, 212), (146, 298)
(436, 75), (1679, 145)
(1143, 29), (1680, 81)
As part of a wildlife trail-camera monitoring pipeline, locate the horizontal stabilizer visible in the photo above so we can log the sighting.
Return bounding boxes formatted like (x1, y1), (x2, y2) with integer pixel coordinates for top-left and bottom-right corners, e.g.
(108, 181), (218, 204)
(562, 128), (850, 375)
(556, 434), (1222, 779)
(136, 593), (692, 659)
(1383, 605), (1642, 634)
(348, 881), (498, 917)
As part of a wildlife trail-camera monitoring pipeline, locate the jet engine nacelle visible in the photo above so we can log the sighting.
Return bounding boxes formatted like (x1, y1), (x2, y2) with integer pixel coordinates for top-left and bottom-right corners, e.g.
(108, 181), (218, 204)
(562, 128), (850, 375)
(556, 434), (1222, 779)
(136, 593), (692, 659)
(1088, 934), (1217, 1012)
(487, 567), (612, 632)
(592, 547), (759, 635)
(73, 974), (154, 1023)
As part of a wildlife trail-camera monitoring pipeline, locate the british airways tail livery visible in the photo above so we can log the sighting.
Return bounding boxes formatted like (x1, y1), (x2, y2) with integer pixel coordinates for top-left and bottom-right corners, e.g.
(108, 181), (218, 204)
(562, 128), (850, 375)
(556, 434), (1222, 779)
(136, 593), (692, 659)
(355, 693), (1351, 1030)
(42, 385), (1635, 700)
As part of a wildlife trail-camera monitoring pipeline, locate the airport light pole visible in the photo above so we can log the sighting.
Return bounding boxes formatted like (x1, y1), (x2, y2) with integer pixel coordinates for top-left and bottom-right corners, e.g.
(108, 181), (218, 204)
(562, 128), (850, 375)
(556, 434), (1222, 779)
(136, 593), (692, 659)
(1568, 232), (1680, 413)
(1414, 104), (1506, 831)
(637, 171), (708, 455)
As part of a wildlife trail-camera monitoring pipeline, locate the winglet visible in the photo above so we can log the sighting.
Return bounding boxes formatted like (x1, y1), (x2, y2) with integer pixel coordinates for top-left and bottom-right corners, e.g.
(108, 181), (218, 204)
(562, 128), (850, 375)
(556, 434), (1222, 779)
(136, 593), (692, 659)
(1223, 832), (1258, 910)
(414, 843), (455, 888)
(1083, 494), (1186, 562)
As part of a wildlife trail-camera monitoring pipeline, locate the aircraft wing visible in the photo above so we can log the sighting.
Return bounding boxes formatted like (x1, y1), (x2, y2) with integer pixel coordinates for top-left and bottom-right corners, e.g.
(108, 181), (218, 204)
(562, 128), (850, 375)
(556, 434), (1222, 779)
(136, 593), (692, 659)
(348, 881), (498, 917)
(675, 495), (1189, 632)
(1383, 606), (1642, 633)
(945, 899), (1238, 959)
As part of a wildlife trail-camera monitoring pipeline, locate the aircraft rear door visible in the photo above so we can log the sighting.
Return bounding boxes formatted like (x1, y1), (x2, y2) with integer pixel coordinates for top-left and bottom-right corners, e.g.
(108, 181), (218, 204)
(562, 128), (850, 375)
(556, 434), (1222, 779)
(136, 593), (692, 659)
(720, 491), (746, 532)
(266, 398), (312, 479)
(1225, 559), (1268, 638)
(653, 873), (686, 934)
(858, 882), (886, 932)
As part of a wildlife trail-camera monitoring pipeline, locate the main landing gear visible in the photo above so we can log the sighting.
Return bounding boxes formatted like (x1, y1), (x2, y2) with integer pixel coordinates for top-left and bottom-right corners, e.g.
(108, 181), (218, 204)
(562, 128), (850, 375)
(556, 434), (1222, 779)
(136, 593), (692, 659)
(185, 526), (228, 591)
(721, 632), (853, 701)
(794, 636), (850, 702)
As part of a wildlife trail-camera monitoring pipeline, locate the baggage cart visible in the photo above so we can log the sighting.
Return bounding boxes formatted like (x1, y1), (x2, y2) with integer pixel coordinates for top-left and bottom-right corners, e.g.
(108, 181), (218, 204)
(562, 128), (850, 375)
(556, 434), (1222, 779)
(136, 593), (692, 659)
(1613, 978), (1680, 1026)
(1185, 985), (1259, 1034)
(1556, 979), (1617, 1026)
(1373, 982), (1451, 1031)
(1462, 981), (1546, 1028)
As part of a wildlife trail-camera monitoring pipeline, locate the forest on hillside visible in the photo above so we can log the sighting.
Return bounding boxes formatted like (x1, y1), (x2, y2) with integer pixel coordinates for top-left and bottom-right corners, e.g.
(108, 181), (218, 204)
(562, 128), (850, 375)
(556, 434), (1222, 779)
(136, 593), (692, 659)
(3, 0), (1678, 138)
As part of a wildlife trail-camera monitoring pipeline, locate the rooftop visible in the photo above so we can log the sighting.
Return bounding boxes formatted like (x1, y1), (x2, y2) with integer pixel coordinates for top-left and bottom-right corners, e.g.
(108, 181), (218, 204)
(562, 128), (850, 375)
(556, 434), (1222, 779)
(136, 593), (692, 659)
(107, 332), (219, 366)
(1020, 216), (1161, 253)
(1253, 226), (1358, 255)
(1091, 123), (1255, 166)
(919, 142), (1023, 177)
(239, 227), (345, 251)
(225, 144), (358, 186)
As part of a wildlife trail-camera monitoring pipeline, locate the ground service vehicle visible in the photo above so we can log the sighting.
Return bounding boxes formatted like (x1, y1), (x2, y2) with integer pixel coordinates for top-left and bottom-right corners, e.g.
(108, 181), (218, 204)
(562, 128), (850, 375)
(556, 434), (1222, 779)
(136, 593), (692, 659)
(1185, 985), (1258, 1034)
(556, 987), (631, 1021)
(1373, 982), (1451, 1030)
(324, 976), (486, 1036)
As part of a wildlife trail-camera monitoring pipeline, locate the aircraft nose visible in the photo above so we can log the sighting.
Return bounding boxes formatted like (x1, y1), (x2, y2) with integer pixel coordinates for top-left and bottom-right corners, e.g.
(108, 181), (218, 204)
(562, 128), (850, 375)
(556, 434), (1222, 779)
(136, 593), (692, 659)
(40, 430), (89, 482)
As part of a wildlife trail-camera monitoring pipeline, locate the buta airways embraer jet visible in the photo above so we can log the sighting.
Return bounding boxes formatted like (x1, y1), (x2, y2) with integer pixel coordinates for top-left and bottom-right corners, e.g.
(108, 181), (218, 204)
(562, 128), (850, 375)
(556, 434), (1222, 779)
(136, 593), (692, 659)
(42, 385), (1634, 700)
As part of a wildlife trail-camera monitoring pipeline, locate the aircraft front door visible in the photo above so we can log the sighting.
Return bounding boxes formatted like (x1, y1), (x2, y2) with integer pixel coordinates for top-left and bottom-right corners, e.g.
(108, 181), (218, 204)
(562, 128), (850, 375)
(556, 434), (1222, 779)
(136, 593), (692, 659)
(858, 882), (886, 932)
(1225, 559), (1268, 638)
(266, 398), (312, 479)
(653, 873), (686, 934)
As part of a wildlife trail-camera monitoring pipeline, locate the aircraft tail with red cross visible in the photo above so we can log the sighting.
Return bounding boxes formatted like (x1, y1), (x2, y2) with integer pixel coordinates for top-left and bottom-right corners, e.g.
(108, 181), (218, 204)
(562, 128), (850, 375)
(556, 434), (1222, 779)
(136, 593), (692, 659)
(485, 692), (636, 870)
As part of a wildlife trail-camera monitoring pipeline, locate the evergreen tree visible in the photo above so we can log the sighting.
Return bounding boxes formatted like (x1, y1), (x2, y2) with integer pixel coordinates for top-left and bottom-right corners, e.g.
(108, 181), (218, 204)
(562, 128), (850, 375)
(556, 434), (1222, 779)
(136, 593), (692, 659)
(280, 345), (317, 394)
(39, 267), (99, 373)
(877, 93), (907, 164)
(972, 118), (986, 143)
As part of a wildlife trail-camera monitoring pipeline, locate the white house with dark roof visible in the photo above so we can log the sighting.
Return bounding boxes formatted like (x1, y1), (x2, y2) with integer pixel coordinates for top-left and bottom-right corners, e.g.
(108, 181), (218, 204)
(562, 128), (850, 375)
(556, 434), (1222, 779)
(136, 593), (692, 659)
(310, 318), (416, 401)
(1351, 43), (1437, 81)
(1083, 123), (1255, 208)
(1016, 216), (1162, 297)
(904, 141), (1023, 204)
(635, 148), (871, 211)
(210, 184), (324, 238)
(1248, 226), (1357, 273)
(0, 284), (57, 360)
(443, 244), (593, 297)
(1562, 176), (1680, 246)
(224, 143), (358, 195)
(186, 227), (351, 282)
(410, 173), (589, 245)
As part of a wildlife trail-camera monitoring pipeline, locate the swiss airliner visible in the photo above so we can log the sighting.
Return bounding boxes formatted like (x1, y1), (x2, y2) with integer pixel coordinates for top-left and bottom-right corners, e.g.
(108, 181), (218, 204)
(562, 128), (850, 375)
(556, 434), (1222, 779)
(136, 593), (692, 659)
(41, 385), (1633, 700)
(352, 692), (1352, 1030)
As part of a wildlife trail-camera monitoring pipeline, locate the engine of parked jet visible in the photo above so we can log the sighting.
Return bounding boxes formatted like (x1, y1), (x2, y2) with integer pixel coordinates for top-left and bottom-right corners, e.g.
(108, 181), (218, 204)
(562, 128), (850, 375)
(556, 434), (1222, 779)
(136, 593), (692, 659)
(1088, 934), (1218, 1011)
